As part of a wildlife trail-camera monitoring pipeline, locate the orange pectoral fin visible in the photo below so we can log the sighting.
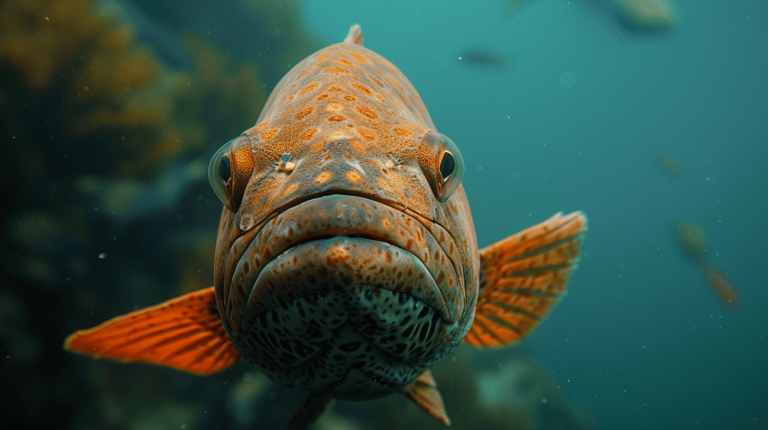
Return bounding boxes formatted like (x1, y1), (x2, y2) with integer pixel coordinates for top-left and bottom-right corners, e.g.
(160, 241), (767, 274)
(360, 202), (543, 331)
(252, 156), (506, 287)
(64, 287), (240, 375)
(465, 211), (587, 348)
(402, 370), (450, 426)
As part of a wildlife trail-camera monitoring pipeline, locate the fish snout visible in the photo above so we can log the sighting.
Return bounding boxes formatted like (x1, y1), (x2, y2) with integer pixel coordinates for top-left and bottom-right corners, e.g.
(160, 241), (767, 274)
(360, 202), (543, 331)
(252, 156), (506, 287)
(235, 195), (463, 328)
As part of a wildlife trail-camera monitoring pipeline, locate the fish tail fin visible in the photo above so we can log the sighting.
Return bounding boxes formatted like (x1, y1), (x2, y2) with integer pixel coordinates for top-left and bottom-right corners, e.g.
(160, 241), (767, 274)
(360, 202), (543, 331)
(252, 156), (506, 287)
(402, 370), (450, 426)
(64, 287), (240, 375)
(464, 211), (587, 348)
(344, 24), (363, 45)
(287, 392), (336, 430)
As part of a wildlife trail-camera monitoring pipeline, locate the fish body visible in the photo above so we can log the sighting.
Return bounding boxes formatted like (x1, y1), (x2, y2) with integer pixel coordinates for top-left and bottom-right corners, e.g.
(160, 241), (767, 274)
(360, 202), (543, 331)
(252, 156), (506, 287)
(461, 50), (510, 68)
(66, 25), (587, 428)
(676, 223), (741, 310)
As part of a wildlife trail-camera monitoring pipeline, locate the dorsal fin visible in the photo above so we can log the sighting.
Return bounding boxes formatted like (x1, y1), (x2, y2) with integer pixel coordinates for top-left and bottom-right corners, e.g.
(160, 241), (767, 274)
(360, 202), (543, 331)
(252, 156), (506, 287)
(344, 24), (363, 45)
(464, 211), (587, 348)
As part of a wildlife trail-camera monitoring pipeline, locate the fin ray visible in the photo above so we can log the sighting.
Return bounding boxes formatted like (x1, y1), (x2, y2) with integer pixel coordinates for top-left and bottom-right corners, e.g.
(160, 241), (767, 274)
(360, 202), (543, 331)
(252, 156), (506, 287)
(64, 287), (240, 375)
(465, 211), (587, 348)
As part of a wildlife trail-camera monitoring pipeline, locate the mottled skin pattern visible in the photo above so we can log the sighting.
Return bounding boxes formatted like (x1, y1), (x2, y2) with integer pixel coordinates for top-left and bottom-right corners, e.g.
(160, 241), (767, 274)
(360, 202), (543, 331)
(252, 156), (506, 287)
(212, 37), (479, 399)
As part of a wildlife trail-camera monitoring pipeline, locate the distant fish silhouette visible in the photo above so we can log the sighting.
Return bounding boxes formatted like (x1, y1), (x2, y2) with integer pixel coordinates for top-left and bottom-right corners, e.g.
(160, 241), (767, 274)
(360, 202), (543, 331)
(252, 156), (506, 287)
(459, 50), (510, 68)
(614, 0), (678, 30)
(676, 223), (740, 310)
(659, 153), (681, 175)
(504, 0), (678, 31)
(504, 0), (527, 13)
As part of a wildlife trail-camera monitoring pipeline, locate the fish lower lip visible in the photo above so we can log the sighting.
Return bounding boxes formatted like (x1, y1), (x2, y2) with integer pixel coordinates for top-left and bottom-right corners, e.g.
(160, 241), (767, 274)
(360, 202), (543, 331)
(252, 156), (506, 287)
(242, 236), (448, 325)
(226, 195), (463, 333)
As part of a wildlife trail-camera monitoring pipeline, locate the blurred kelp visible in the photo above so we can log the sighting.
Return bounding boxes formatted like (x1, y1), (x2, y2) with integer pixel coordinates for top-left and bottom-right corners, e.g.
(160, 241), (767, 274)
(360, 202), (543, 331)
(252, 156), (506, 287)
(0, 0), (321, 428)
(126, 0), (325, 85)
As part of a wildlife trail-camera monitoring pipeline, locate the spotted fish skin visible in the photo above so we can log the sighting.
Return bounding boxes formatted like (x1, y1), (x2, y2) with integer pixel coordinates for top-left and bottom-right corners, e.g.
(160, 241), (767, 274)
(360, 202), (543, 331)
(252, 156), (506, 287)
(213, 27), (479, 399)
(64, 25), (587, 429)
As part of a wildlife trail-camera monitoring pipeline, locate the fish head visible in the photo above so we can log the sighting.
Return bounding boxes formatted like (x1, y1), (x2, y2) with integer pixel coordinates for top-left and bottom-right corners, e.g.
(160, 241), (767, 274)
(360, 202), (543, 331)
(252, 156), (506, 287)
(208, 41), (478, 398)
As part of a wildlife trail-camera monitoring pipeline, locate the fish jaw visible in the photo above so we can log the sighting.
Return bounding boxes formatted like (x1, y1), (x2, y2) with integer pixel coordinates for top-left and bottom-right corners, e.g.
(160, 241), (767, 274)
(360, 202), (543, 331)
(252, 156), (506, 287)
(237, 195), (463, 327)
(216, 194), (470, 397)
(225, 193), (467, 327)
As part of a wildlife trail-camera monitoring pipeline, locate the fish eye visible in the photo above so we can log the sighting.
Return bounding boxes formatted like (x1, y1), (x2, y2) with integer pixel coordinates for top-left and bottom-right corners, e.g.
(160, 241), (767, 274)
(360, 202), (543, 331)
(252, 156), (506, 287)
(218, 154), (231, 184)
(417, 132), (465, 203)
(439, 151), (455, 182)
(208, 136), (254, 212)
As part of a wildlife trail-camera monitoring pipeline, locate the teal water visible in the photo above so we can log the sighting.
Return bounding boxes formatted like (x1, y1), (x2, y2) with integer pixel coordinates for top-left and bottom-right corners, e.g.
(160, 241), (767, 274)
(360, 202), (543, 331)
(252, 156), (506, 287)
(302, 1), (768, 429)
(2, 1), (766, 429)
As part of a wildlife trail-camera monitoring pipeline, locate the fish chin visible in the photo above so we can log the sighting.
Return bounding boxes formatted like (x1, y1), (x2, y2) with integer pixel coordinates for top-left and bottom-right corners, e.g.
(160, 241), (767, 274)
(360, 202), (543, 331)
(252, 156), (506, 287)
(230, 239), (463, 398)
(220, 194), (467, 397)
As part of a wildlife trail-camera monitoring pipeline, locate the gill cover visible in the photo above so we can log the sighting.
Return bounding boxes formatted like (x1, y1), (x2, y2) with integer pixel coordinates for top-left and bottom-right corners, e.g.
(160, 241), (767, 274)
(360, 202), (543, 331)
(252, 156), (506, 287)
(208, 135), (255, 212)
(417, 132), (465, 202)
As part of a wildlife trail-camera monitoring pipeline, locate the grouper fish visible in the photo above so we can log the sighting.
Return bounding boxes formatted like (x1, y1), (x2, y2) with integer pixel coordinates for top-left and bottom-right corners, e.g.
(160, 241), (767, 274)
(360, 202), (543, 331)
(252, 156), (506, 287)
(65, 25), (587, 429)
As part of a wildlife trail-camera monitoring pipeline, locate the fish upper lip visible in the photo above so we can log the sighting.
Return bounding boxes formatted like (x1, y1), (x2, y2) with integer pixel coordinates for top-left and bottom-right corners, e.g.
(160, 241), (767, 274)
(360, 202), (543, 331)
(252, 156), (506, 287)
(223, 193), (464, 333)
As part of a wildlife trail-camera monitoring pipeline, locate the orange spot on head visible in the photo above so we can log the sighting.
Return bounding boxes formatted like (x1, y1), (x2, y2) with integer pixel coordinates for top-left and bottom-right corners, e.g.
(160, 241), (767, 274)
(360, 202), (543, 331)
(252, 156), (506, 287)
(356, 128), (375, 141)
(296, 67), (312, 80)
(350, 53), (368, 63)
(260, 129), (279, 140)
(352, 83), (372, 97)
(327, 103), (343, 112)
(282, 183), (299, 197)
(315, 172), (332, 184)
(300, 128), (318, 140)
(346, 171), (362, 182)
(254, 123), (267, 131)
(350, 140), (365, 154)
(316, 53), (330, 61)
(394, 127), (411, 136)
(376, 178), (388, 188)
(328, 115), (346, 122)
(317, 94), (328, 100)
(286, 94), (294, 101)
(356, 106), (378, 119)
(295, 107), (314, 120)
(312, 141), (324, 152)
(343, 95), (356, 101)
(369, 75), (384, 87)
(394, 99), (404, 109)
(324, 67), (350, 74)
(337, 59), (355, 68)
(328, 86), (341, 92)
(376, 94), (385, 102)
(388, 77), (404, 91)
(299, 83), (319, 97)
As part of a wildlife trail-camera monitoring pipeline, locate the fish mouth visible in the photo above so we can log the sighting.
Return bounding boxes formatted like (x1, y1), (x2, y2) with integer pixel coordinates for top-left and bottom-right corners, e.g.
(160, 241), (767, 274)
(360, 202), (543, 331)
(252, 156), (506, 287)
(223, 194), (464, 334)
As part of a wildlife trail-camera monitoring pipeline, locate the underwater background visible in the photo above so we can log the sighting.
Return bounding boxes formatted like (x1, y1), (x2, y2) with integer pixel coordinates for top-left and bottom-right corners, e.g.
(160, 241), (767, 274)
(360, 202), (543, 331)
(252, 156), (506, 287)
(1, 0), (766, 429)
